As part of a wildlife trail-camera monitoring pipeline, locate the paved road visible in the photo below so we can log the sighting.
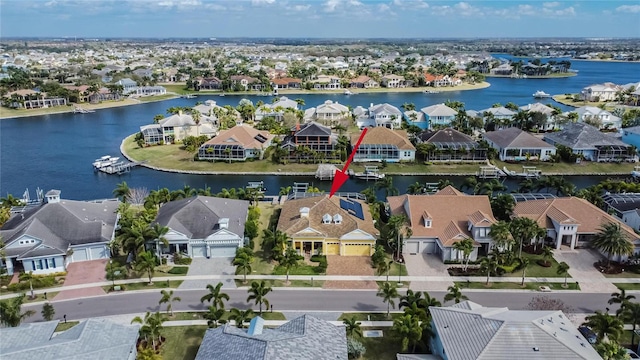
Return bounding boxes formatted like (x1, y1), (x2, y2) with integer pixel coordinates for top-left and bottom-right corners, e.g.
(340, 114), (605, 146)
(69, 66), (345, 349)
(23, 288), (616, 323)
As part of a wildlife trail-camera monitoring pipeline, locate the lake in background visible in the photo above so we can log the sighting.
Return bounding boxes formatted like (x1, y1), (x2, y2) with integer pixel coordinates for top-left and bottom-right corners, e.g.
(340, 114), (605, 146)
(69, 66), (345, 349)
(1, 59), (638, 200)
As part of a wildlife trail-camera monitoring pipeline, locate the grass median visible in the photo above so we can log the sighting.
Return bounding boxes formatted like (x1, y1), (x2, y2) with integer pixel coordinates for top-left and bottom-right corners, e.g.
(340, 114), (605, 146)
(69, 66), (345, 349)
(455, 281), (580, 290)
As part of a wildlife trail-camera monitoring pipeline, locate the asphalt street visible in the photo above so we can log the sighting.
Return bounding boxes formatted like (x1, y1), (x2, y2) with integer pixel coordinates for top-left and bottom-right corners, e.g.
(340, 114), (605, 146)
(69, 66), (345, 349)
(23, 289), (615, 323)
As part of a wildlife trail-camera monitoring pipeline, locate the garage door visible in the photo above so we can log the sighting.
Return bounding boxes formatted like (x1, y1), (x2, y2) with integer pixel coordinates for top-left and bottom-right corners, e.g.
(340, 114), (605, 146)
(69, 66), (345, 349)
(210, 246), (237, 258)
(192, 245), (207, 257)
(72, 249), (88, 262)
(343, 244), (371, 256)
(325, 243), (340, 255)
(423, 242), (435, 254)
(90, 246), (107, 260)
(404, 242), (419, 255)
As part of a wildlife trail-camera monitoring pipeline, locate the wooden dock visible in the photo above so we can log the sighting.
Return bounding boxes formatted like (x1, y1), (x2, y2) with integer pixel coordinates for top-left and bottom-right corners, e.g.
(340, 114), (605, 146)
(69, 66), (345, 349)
(98, 161), (144, 175)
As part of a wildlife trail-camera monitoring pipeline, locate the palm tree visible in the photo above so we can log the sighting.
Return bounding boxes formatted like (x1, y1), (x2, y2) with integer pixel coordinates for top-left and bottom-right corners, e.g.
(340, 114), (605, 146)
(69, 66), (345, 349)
(279, 247), (302, 285)
(399, 289), (423, 310)
(131, 311), (166, 350)
(583, 310), (624, 343)
(592, 222), (634, 267)
(453, 238), (474, 271)
(204, 305), (227, 328)
(18, 271), (35, 299)
(622, 302), (640, 346)
(230, 308), (254, 328)
(191, 108), (201, 137)
(113, 181), (130, 202)
(135, 251), (157, 285)
(510, 217), (545, 258)
(41, 302), (55, 321)
(608, 289), (636, 315)
(520, 257), (530, 286)
(489, 221), (513, 252)
(377, 282), (399, 317)
(233, 252), (253, 284)
(478, 179), (507, 198)
(393, 314), (423, 353)
(375, 176), (398, 197)
(376, 260), (392, 283)
(159, 289), (181, 316)
(460, 176), (479, 194)
(541, 246), (554, 266)
(0, 294), (35, 327)
(595, 341), (628, 360)
(444, 285), (468, 304)
(557, 261), (570, 288)
(480, 256), (498, 285)
(407, 182), (425, 195)
(343, 316), (363, 337)
(247, 280), (272, 315)
(200, 282), (230, 309)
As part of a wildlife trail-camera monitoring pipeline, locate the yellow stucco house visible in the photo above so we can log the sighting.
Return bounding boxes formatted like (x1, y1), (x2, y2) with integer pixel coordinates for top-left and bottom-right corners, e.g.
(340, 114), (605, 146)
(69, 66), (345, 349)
(277, 195), (378, 256)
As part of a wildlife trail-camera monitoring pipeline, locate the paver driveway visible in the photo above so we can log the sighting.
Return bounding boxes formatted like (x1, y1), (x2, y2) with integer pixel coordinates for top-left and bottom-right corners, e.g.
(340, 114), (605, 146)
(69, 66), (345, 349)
(553, 248), (618, 293)
(178, 257), (237, 290)
(404, 253), (453, 291)
(54, 259), (108, 301)
(323, 256), (376, 289)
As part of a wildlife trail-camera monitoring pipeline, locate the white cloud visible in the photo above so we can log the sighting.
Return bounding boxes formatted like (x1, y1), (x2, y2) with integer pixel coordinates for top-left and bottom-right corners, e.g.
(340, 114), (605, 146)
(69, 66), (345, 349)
(616, 5), (640, 13)
(293, 4), (311, 11)
(378, 3), (396, 15)
(323, 0), (340, 12)
(454, 2), (483, 16)
(252, 0), (275, 5)
(541, 5), (575, 17)
(543, 2), (560, 8)
(392, 0), (428, 9)
(516, 4), (536, 16)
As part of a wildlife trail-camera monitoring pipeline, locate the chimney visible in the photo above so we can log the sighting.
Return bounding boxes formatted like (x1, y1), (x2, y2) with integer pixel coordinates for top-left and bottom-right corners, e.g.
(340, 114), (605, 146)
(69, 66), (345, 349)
(218, 218), (229, 229)
(247, 316), (264, 336)
(45, 190), (61, 204)
(300, 207), (310, 218)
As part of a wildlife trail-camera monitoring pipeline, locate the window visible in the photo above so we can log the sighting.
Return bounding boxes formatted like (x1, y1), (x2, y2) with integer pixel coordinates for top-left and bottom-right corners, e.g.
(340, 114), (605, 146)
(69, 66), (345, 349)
(322, 214), (332, 224)
(479, 228), (486, 237)
(48, 258), (56, 268)
(425, 220), (432, 228)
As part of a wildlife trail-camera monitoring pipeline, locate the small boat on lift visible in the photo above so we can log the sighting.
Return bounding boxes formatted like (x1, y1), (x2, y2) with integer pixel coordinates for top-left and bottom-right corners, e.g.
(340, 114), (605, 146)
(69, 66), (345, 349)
(533, 90), (551, 98)
(344, 90), (354, 95)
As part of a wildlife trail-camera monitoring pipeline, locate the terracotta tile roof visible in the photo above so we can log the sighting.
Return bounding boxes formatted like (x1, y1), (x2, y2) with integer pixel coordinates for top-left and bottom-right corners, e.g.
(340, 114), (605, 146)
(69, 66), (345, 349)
(350, 75), (373, 83)
(277, 196), (378, 239)
(513, 197), (638, 241)
(468, 210), (496, 226)
(434, 185), (464, 196)
(272, 77), (301, 85)
(387, 192), (496, 242)
(351, 127), (415, 151)
(203, 125), (274, 150)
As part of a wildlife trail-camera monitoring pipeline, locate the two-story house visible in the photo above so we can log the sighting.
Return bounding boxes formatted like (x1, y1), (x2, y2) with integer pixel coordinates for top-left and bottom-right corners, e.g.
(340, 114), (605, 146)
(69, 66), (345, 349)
(281, 121), (337, 160)
(354, 103), (403, 129)
(581, 83), (619, 102)
(387, 186), (497, 262)
(116, 78), (138, 94)
(381, 74), (406, 88)
(519, 102), (560, 132)
(352, 127), (415, 163)
(255, 96), (298, 121)
(564, 106), (622, 130)
(230, 75), (260, 91)
(140, 111), (217, 145)
(310, 75), (341, 90)
(304, 100), (349, 123)
(420, 103), (458, 129)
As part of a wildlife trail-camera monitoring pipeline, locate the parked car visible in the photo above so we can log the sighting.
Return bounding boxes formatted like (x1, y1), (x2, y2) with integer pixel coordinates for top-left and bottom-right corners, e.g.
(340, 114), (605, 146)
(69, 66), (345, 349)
(578, 326), (597, 344)
(626, 349), (640, 359)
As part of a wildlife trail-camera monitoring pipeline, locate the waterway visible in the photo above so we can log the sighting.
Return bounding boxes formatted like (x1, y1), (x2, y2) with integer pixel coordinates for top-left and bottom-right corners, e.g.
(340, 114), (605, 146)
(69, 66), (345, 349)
(1, 59), (638, 200)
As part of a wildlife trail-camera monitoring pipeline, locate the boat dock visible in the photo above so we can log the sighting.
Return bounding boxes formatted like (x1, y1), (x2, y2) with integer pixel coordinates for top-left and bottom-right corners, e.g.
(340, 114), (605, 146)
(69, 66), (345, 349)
(73, 106), (95, 114)
(97, 161), (144, 175)
(477, 164), (506, 179)
(315, 164), (338, 181)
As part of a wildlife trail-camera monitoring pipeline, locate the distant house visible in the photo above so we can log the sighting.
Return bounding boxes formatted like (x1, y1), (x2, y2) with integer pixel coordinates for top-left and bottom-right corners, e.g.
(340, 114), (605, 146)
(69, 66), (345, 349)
(603, 193), (640, 232)
(195, 315), (347, 360)
(140, 111), (217, 145)
(0, 319), (139, 360)
(381, 74), (406, 88)
(281, 121), (338, 161)
(152, 196), (248, 258)
(0, 190), (118, 275)
(193, 99), (240, 120)
(271, 77), (302, 89)
(3, 89), (67, 109)
(424, 73), (453, 87)
(198, 125), (274, 161)
(513, 197), (640, 256)
(304, 100), (349, 122)
(418, 128), (487, 161)
(483, 127), (556, 161)
(196, 76), (223, 90)
(622, 126), (640, 149)
(310, 75), (341, 90)
(355, 103), (403, 129)
(349, 75), (379, 88)
(564, 106), (622, 130)
(388, 186), (497, 261)
(430, 301), (601, 360)
(519, 102), (560, 132)
(133, 86), (166, 96)
(255, 96), (298, 121)
(420, 103), (458, 129)
(543, 122), (636, 162)
(581, 83), (619, 102)
(352, 127), (415, 163)
(230, 75), (260, 91)
(490, 63), (513, 76)
(277, 195), (378, 256)
(116, 78), (137, 94)
(480, 106), (516, 129)
(403, 110), (428, 129)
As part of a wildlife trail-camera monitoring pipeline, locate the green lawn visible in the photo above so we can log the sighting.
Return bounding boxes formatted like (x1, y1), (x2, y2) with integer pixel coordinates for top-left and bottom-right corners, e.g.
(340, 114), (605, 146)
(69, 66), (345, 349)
(519, 251), (568, 278)
(247, 203), (278, 275)
(235, 279), (324, 288)
(455, 281), (580, 290)
(0, 291), (61, 304)
(55, 321), (80, 332)
(103, 280), (183, 292)
(358, 328), (417, 360)
(615, 283), (640, 291)
(338, 312), (403, 321)
(161, 326), (207, 360)
(137, 94), (178, 102)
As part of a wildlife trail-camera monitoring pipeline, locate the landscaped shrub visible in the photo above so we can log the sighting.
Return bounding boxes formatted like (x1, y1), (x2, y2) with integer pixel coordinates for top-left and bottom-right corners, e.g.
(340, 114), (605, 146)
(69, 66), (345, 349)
(8, 275), (57, 291)
(347, 337), (366, 359)
(312, 256), (328, 273)
(167, 266), (189, 275)
(173, 252), (192, 265)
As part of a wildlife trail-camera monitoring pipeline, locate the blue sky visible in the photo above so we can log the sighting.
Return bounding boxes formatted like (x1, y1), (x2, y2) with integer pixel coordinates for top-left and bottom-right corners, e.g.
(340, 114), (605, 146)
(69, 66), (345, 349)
(1, 0), (639, 38)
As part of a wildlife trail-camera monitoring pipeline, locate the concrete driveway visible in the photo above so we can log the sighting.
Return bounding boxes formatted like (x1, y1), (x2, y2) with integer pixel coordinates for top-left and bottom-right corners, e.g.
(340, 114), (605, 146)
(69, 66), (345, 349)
(404, 253), (453, 291)
(553, 248), (618, 293)
(178, 257), (237, 290)
(54, 259), (108, 301)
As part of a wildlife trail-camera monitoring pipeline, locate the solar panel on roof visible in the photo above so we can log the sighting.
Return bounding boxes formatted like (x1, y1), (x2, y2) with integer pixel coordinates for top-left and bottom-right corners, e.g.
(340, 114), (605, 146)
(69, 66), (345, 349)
(339, 198), (365, 220)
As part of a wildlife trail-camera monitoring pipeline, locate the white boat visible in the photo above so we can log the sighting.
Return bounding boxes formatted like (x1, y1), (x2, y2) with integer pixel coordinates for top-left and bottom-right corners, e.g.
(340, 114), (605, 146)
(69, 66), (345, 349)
(533, 90), (551, 98)
(182, 94), (197, 99)
(343, 90), (354, 95)
(73, 107), (95, 114)
(92, 156), (120, 169)
(424, 90), (440, 94)
(503, 166), (542, 178)
(350, 166), (385, 180)
(632, 166), (640, 178)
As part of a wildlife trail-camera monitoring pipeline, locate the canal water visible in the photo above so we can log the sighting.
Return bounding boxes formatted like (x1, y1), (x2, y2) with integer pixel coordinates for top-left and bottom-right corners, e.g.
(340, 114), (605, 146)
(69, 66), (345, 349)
(1, 59), (638, 200)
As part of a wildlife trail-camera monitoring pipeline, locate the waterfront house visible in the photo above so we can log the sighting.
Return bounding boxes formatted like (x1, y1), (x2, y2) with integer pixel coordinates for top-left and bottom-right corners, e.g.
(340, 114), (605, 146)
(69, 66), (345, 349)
(483, 127), (556, 161)
(281, 121), (338, 161)
(198, 125), (273, 162)
(543, 123), (635, 162)
(140, 111), (217, 145)
(193, 99), (240, 119)
(195, 315), (347, 360)
(429, 301), (601, 360)
(309, 75), (341, 90)
(3, 89), (67, 109)
(355, 103), (403, 129)
(133, 86), (166, 97)
(196, 76), (223, 90)
(352, 127), (415, 163)
(490, 63), (513, 76)
(403, 110), (428, 129)
(277, 195), (378, 256)
(564, 106), (622, 130)
(230, 75), (260, 91)
(349, 75), (379, 88)
(152, 196), (248, 258)
(519, 102), (560, 132)
(255, 96), (298, 121)
(420, 103), (457, 129)
(603, 193), (640, 232)
(424, 73), (453, 87)
(417, 128), (487, 162)
(381, 74), (406, 88)
(271, 77), (302, 89)
(0, 319), (139, 360)
(0, 190), (118, 276)
(622, 126), (640, 149)
(115, 78), (137, 94)
(387, 186), (496, 262)
(581, 83), (619, 102)
(480, 106), (516, 130)
(513, 197), (640, 257)
(304, 100), (349, 123)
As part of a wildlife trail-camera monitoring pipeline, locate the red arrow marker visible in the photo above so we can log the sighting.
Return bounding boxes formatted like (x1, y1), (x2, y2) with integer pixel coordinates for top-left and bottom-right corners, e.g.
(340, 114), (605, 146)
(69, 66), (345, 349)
(329, 128), (368, 198)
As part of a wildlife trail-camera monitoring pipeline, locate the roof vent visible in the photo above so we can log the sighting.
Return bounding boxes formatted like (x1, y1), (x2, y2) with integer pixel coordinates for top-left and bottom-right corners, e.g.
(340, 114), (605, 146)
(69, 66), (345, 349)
(533, 347), (539, 352)
(218, 218), (229, 229)
(247, 316), (264, 336)
(300, 207), (310, 218)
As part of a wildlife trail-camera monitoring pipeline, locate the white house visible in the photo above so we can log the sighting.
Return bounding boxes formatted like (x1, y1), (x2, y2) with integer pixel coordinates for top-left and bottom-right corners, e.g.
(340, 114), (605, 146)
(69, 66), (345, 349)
(354, 103), (403, 129)
(564, 106), (622, 130)
(421, 103), (457, 129)
(581, 83), (619, 102)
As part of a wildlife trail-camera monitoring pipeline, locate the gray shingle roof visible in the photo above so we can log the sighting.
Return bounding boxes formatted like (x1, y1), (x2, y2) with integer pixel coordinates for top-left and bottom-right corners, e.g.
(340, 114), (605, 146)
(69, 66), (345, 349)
(195, 315), (347, 360)
(544, 122), (629, 149)
(154, 196), (248, 239)
(0, 319), (139, 360)
(418, 128), (478, 146)
(430, 301), (601, 360)
(484, 128), (554, 149)
(294, 121), (332, 136)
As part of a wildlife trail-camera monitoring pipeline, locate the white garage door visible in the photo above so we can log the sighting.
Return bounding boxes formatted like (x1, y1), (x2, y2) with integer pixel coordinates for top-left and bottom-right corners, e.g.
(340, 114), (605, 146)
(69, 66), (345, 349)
(404, 242), (419, 255)
(423, 242), (436, 254)
(210, 246), (237, 258)
(192, 245), (207, 257)
(90, 246), (107, 260)
(73, 249), (88, 262)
